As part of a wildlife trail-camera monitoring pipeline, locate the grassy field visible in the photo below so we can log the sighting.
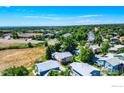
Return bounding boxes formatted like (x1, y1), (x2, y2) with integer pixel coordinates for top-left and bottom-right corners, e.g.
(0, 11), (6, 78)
(0, 47), (45, 72)
(0, 39), (41, 47)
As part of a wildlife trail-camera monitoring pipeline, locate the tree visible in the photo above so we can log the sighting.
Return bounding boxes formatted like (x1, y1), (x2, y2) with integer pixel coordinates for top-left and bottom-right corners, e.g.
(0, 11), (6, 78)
(0, 31), (3, 37)
(2, 66), (29, 76)
(11, 31), (18, 39)
(48, 67), (72, 76)
(100, 40), (110, 55)
(117, 48), (124, 54)
(46, 45), (55, 60)
(54, 43), (61, 52)
(33, 34), (43, 40)
(94, 34), (102, 45)
(79, 46), (94, 63)
(27, 42), (33, 48)
(48, 70), (60, 76)
(61, 37), (77, 53)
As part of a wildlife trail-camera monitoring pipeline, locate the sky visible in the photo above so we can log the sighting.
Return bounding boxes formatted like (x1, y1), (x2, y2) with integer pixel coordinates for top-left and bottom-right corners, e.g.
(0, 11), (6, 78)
(0, 6), (124, 26)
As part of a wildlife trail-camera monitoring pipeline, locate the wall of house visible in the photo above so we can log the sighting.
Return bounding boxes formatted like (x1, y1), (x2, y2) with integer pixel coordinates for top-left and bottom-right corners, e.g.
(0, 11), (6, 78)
(39, 67), (60, 76)
(91, 70), (100, 76)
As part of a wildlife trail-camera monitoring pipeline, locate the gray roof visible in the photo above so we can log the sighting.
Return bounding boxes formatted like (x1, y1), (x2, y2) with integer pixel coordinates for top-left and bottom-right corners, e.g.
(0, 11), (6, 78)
(90, 44), (100, 49)
(63, 33), (71, 37)
(48, 39), (59, 45)
(70, 62), (99, 76)
(53, 52), (72, 60)
(106, 57), (124, 66)
(36, 60), (60, 72)
(109, 45), (124, 51)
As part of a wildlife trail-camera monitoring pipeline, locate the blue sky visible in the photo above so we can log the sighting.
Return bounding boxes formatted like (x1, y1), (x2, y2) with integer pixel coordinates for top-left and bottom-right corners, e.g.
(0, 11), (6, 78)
(0, 6), (124, 26)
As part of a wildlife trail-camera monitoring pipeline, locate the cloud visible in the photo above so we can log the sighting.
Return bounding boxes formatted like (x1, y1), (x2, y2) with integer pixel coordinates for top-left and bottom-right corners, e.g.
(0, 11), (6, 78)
(78, 14), (103, 18)
(24, 15), (63, 20)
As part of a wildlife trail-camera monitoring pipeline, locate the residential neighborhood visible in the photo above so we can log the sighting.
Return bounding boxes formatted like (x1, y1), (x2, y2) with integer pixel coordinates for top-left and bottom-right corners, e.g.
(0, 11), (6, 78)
(0, 24), (124, 76)
(0, 6), (124, 76)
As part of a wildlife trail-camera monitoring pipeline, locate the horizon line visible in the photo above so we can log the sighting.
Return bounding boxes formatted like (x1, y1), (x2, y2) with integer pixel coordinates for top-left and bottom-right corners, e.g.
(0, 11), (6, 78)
(0, 23), (124, 28)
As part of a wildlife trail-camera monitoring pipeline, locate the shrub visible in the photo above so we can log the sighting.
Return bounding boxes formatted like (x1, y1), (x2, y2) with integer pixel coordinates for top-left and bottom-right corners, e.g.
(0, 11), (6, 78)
(2, 66), (29, 76)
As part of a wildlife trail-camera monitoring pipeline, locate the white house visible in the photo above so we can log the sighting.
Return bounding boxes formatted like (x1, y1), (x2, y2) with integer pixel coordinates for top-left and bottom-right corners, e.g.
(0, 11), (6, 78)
(70, 62), (100, 76)
(52, 52), (73, 64)
(35, 60), (61, 76)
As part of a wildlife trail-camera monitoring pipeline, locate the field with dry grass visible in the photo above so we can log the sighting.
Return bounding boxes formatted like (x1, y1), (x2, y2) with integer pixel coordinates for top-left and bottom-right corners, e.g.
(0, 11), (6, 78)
(0, 47), (45, 71)
(0, 39), (41, 47)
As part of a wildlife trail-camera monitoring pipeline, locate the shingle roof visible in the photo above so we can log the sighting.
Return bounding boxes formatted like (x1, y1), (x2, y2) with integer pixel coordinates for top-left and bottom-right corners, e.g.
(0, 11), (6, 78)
(36, 60), (60, 72)
(70, 62), (99, 76)
(53, 52), (72, 60)
(90, 44), (100, 49)
(48, 39), (59, 45)
(109, 45), (124, 51)
(106, 57), (124, 66)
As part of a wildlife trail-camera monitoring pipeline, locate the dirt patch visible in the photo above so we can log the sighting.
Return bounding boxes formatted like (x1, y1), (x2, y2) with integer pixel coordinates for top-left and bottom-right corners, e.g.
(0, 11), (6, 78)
(0, 47), (45, 71)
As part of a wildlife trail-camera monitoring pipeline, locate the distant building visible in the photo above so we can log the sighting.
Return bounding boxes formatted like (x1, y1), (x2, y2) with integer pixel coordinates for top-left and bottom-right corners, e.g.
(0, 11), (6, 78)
(90, 44), (100, 54)
(35, 60), (61, 76)
(18, 33), (33, 40)
(44, 33), (54, 38)
(48, 39), (59, 45)
(3, 34), (11, 40)
(108, 45), (124, 52)
(63, 33), (71, 38)
(87, 31), (95, 41)
(94, 27), (99, 32)
(70, 62), (100, 76)
(110, 37), (119, 44)
(52, 52), (73, 64)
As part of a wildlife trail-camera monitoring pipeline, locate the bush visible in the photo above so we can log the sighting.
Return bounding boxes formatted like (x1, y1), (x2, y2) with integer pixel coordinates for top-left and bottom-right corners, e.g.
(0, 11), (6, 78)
(0, 44), (28, 51)
(27, 42), (33, 48)
(2, 66), (29, 76)
(117, 48), (124, 54)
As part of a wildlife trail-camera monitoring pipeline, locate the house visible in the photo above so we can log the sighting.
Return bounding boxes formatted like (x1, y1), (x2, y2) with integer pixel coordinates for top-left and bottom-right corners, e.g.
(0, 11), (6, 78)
(63, 33), (71, 38)
(90, 44), (100, 54)
(44, 33), (54, 38)
(35, 60), (61, 76)
(92, 53), (124, 72)
(94, 27), (99, 32)
(108, 45), (124, 52)
(70, 62), (100, 76)
(18, 33), (33, 40)
(87, 31), (95, 41)
(48, 39), (59, 45)
(110, 37), (119, 44)
(52, 52), (73, 64)
(3, 34), (11, 40)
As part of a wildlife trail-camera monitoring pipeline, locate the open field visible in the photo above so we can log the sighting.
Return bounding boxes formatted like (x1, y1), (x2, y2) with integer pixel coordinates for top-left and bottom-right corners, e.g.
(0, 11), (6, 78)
(0, 39), (41, 47)
(0, 47), (45, 71)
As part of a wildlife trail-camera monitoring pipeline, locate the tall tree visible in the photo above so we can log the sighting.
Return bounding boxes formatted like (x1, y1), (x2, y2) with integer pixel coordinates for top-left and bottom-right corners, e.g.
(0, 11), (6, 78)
(100, 40), (110, 55)
(46, 45), (55, 60)
(79, 46), (94, 63)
